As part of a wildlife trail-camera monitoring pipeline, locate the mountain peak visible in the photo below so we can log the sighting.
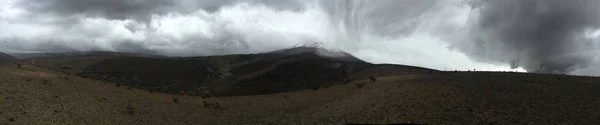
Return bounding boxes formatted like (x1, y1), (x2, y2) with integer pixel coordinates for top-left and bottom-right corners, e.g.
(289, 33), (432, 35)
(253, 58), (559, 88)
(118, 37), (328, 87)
(267, 43), (366, 63)
(294, 42), (325, 48)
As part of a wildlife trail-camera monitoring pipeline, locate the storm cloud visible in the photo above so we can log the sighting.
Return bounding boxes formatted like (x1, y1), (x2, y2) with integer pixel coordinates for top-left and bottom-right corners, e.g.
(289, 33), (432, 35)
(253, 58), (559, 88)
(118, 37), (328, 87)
(1, 0), (599, 75)
(449, 0), (600, 73)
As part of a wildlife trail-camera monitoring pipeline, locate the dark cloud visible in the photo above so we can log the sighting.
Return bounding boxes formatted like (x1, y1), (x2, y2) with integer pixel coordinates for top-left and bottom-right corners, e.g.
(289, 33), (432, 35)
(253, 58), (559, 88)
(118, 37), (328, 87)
(319, 0), (438, 39)
(452, 0), (600, 73)
(3, 0), (600, 75)
(18, 0), (177, 21)
(16, 0), (307, 21)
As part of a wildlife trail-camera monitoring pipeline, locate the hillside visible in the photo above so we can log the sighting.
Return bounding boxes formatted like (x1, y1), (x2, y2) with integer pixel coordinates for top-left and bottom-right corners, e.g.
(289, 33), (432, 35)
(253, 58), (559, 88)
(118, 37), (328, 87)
(1, 61), (599, 124)
(5, 47), (598, 124)
(30, 46), (436, 96)
(0, 52), (16, 61)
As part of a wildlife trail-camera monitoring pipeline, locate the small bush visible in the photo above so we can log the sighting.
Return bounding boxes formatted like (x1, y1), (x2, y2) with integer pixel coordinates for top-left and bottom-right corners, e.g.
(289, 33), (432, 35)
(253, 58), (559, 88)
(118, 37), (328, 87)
(125, 102), (135, 115)
(187, 91), (197, 96)
(368, 76), (377, 82)
(41, 79), (51, 85)
(203, 101), (209, 107)
(60, 76), (70, 81)
(342, 79), (351, 84)
(312, 86), (320, 90)
(173, 98), (180, 103)
(116, 83), (122, 87)
(355, 82), (366, 88)
(202, 100), (220, 109)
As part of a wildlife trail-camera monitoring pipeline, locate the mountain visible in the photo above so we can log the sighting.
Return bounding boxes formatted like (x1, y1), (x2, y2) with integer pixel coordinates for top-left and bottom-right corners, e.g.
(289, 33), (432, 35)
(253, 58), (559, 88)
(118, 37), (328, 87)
(0, 54), (600, 125)
(4, 51), (600, 124)
(6, 46), (600, 124)
(0, 52), (16, 60)
(32, 46), (436, 96)
(267, 46), (366, 63)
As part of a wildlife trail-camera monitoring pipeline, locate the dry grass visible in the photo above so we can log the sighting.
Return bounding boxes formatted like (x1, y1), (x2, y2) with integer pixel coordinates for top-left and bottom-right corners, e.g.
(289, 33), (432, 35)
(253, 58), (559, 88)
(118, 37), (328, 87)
(1, 61), (600, 124)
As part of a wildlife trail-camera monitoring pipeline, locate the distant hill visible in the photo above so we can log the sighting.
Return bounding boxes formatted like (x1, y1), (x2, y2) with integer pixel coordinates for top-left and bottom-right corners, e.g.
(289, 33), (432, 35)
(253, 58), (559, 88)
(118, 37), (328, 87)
(0, 52), (16, 60)
(32, 46), (437, 96)
(77, 50), (376, 96)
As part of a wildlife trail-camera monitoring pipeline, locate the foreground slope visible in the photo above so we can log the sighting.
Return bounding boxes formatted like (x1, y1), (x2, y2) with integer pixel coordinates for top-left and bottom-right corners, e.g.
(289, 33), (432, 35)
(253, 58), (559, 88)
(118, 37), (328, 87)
(1, 62), (599, 124)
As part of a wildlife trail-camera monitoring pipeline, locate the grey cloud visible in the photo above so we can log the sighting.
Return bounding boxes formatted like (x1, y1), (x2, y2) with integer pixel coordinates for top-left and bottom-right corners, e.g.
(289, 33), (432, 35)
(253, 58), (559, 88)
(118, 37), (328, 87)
(17, 0), (308, 21)
(3, 0), (600, 75)
(18, 0), (177, 21)
(320, 0), (439, 39)
(449, 0), (600, 73)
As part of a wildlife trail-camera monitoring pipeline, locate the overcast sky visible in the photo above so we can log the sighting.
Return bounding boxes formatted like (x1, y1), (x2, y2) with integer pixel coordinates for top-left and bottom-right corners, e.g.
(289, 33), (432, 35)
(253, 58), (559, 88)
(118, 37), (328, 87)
(1, 0), (600, 75)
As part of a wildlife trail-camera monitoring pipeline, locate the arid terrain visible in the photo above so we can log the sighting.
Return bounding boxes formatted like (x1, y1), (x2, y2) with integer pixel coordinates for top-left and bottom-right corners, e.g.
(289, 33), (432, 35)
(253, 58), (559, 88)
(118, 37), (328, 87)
(1, 48), (600, 125)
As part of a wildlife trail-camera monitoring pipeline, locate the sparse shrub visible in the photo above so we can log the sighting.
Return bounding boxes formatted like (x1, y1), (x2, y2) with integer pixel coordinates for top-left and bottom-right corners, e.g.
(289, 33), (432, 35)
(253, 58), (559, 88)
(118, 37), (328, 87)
(179, 91), (186, 95)
(116, 83), (121, 87)
(173, 97), (180, 103)
(283, 95), (288, 100)
(17, 64), (22, 68)
(313, 86), (320, 90)
(42, 79), (50, 84)
(201, 93), (212, 98)
(202, 100), (220, 109)
(60, 76), (70, 81)
(342, 79), (351, 84)
(203, 101), (209, 107)
(368, 76), (377, 82)
(125, 102), (135, 115)
(187, 92), (197, 96)
(355, 82), (366, 88)
(126, 86), (132, 90)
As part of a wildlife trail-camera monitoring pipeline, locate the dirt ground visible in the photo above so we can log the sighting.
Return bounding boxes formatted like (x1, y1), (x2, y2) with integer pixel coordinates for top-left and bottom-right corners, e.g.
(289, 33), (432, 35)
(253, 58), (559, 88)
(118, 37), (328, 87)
(1, 61), (600, 125)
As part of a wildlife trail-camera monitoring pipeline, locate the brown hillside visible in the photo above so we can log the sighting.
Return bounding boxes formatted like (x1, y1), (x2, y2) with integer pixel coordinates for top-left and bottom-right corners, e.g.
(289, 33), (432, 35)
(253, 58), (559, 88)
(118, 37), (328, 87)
(1, 62), (599, 124)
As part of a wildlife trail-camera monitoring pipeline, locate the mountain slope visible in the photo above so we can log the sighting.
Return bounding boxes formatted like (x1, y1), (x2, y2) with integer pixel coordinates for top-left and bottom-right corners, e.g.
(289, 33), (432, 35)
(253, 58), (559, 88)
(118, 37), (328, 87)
(31, 46), (436, 96)
(0, 52), (16, 60)
(76, 51), (377, 96)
